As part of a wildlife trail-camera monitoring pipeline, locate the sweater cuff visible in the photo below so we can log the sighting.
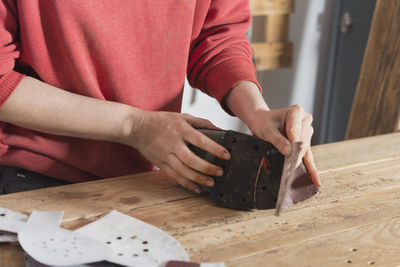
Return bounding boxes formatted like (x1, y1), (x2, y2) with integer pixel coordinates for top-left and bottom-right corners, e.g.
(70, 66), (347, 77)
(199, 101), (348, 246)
(0, 70), (25, 108)
(205, 57), (261, 115)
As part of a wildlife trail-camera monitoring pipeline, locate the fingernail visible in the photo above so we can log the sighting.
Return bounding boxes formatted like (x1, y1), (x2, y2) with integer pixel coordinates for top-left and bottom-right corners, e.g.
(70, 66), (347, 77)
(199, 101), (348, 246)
(207, 179), (214, 187)
(283, 144), (292, 156)
(216, 168), (223, 176)
(222, 151), (231, 160)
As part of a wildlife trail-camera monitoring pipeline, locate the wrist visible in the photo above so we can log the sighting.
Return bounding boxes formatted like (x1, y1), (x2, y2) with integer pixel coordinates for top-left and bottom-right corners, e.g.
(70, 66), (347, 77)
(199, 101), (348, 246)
(112, 105), (146, 147)
(226, 81), (269, 127)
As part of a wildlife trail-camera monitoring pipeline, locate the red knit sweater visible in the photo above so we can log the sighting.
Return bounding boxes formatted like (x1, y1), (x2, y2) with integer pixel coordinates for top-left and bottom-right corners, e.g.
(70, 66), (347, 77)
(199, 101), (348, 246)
(0, 0), (259, 182)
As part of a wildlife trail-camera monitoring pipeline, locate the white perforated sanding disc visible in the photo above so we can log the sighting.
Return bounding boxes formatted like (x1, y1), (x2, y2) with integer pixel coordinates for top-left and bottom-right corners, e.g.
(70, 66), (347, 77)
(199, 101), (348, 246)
(76, 210), (189, 267)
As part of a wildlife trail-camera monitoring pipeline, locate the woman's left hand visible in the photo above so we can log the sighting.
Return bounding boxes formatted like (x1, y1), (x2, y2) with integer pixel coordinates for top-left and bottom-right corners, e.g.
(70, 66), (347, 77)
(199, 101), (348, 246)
(248, 105), (321, 187)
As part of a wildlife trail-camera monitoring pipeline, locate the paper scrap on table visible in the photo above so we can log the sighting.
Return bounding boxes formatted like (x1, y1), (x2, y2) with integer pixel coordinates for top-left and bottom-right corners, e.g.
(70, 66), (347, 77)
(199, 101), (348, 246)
(0, 207), (28, 242)
(18, 210), (111, 266)
(161, 261), (225, 267)
(24, 256), (225, 267)
(1, 207), (224, 267)
(275, 142), (319, 216)
(76, 210), (189, 267)
(0, 230), (17, 242)
(24, 254), (121, 267)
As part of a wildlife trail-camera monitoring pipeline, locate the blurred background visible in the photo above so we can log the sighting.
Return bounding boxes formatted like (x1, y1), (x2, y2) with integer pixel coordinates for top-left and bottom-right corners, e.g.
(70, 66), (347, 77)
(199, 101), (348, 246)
(181, 0), (376, 145)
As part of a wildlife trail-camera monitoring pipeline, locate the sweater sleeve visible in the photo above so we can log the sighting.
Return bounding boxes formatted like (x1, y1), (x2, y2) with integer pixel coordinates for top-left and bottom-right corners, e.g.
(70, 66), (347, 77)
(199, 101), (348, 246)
(187, 0), (261, 113)
(0, 0), (25, 108)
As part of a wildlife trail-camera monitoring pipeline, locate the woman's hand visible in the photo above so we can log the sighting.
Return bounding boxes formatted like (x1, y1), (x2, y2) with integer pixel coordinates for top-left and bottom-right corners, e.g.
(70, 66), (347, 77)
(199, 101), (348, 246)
(248, 105), (320, 187)
(226, 81), (321, 187)
(127, 111), (231, 193)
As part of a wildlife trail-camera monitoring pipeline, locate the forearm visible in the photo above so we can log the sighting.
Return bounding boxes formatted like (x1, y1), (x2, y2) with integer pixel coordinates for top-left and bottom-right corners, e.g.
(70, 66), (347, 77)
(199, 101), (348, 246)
(0, 76), (139, 144)
(0, 76), (232, 191)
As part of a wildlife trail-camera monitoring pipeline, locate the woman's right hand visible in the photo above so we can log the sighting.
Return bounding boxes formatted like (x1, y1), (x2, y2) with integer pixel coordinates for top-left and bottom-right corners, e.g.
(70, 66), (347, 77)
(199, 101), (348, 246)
(126, 111), (231, 193)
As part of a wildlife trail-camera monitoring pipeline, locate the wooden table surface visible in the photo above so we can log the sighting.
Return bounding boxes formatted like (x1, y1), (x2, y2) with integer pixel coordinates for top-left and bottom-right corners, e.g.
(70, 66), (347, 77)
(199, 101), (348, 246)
(1, 133), (400, 266)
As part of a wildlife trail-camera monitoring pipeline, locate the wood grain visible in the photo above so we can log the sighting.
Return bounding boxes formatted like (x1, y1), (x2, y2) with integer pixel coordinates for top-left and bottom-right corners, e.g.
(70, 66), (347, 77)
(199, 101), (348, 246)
(1, 133), (400, 266)
(0, 171), (193, 222)
(184, 186), (400, 263)
(169, 159), (400, 261)
(53, 156), (400, 233)
(346, 0), (400, 139)
(229, 216), (400, 266)
(6, 146), (400, 264)
(0, 133), (398, 229)
(54, 156), (400, 263)
(0, 243), (25, 267)
(312, 132), (400, 173)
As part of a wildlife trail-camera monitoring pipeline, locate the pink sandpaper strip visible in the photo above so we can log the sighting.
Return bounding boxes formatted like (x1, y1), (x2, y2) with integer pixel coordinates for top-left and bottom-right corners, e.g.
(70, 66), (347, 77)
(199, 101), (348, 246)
(275, 142), (319, 216)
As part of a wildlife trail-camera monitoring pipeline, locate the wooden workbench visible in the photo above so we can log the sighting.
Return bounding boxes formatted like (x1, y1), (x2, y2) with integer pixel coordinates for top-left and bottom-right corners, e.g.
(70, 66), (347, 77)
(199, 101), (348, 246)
(1, 133), (400, 266)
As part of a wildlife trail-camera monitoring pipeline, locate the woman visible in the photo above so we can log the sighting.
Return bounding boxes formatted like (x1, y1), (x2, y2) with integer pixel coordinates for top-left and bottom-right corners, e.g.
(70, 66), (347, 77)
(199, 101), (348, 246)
(0, 0), (320, 194)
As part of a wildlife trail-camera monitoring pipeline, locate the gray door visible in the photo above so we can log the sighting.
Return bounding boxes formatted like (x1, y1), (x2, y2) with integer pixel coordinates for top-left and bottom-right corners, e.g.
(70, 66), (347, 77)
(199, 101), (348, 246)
(318, 0), (376, 144)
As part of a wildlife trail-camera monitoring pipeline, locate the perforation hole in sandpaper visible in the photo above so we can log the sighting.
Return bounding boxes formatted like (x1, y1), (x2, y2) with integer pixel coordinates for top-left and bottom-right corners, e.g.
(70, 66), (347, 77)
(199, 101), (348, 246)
(101, 231), (155, 261)
(29, 234), (94, 260)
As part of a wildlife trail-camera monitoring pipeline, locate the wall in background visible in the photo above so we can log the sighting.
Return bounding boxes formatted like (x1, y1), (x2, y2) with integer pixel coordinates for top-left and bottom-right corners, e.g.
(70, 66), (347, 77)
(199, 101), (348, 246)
(181, 79), (249, 132)
(182, 0), (335, 142)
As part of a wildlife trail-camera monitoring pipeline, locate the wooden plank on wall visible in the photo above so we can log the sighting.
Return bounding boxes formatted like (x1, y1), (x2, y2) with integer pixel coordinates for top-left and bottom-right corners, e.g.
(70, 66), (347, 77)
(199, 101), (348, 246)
(250, 0), (294, 71)
(250, 0), (294, 16)
(265, 14), (289, 43)
(346, 0), (400, 139)
(251, 42), (293, 70)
